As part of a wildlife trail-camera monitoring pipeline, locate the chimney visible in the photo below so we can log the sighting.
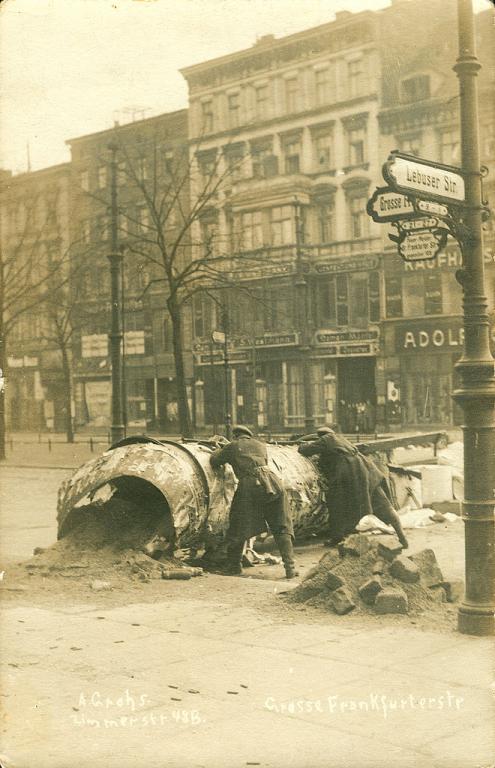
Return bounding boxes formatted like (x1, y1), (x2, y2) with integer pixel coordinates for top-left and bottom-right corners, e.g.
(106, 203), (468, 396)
(254, 34), (276, 47)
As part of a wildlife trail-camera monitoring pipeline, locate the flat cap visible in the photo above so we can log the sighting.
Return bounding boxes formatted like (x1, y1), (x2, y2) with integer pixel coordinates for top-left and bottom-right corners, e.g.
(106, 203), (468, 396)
(316, 426), (335, 436)
(232, 424), (253, 437)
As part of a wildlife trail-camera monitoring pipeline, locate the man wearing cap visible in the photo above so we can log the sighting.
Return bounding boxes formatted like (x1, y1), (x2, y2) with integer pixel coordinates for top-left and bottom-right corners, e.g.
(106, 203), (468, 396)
(209, 425), (298, 578)
(298, 426), (408, 549)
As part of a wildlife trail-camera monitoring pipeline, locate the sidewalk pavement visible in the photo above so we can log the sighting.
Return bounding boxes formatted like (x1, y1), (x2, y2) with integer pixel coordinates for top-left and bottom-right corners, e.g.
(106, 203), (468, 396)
(1, 576), (493, 768)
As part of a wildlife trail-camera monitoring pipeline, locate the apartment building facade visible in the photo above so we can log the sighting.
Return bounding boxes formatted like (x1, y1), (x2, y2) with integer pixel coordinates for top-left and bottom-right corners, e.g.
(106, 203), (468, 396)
(182, 9), (385, 435)
(0, 163), (71, 432)
(66, 109), (191, 432)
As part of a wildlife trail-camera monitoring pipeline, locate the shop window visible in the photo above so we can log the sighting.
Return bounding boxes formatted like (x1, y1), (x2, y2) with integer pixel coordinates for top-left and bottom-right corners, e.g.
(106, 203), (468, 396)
(263, 286), (292, 331)
(349, 273), (369, 328)
(385, 276), (403, 317)
(402, 273), (424, 317)
(336, 274), (349, 326)
(424, 272), (443, 314)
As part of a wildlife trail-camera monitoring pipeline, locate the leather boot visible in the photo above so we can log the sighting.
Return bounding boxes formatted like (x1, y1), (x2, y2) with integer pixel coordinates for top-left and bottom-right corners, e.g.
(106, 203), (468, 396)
(273, 533), (299, 579)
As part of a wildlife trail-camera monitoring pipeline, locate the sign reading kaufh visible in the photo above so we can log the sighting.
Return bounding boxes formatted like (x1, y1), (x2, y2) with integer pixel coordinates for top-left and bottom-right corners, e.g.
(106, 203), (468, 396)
(383, 151), (465, 206)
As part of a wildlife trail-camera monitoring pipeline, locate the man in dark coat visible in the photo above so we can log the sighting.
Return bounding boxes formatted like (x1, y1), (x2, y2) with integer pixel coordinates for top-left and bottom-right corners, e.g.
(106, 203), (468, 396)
(298, 426), (408, 548)
(210, 425), (298, 578)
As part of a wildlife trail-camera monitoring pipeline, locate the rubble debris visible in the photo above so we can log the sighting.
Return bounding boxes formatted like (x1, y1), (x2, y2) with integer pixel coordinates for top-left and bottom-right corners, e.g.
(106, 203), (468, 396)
(328, 587), (356, 615)
(429, 585), (447, 603)
(33, 547), (46, 556)
(377, 539), (403, 562)
(441, 580), (464, 603)
(375, 587), (408, 614)
(338, 534), (371, 557)
(408, 549), (444, 588)
(372, 559), (385, 575)
(161, 569), (193, 581)
(389, 555), (420, 584)
(358, 577), (383, 606)
(90, 580), (112, 591)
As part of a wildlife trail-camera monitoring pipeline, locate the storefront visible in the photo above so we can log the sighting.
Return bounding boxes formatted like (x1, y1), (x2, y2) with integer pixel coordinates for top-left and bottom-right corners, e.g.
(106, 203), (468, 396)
(381, 317), (464, 429)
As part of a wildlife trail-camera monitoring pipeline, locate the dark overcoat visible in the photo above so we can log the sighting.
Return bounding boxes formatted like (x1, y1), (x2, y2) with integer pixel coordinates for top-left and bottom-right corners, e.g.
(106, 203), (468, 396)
(210, 435), (293, 541)
(298, 432), (392, 534)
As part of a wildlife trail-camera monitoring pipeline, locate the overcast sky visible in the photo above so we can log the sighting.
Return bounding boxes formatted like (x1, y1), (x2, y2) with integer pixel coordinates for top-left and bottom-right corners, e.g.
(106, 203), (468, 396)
(0, 0), (492, 174)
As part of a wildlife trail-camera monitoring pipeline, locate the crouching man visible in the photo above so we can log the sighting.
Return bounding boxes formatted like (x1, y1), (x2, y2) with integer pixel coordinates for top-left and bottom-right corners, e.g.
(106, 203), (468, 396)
(209, 425), (298, 579)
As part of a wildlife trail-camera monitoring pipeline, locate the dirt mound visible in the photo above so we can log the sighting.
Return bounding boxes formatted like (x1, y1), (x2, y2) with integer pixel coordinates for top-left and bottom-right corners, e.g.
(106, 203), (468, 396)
(19, 497), (196, 584)
(286, 534), (461, 618)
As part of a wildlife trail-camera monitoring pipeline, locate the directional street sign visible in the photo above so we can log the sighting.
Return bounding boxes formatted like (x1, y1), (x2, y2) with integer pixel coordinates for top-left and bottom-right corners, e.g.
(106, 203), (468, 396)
(367, 186), (415, 222)
(396, 216), (449, 233)
(414, 198), (450, 218)
(397, 228), (448, 262)
(383, 151), (465, 205)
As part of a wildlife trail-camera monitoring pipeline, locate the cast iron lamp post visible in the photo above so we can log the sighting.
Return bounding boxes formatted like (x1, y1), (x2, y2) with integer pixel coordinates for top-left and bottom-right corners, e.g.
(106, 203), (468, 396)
(294, 198), (315, 432)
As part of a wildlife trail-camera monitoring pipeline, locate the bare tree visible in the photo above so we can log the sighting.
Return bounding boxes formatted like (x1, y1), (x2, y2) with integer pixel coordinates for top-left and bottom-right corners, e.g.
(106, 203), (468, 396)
(88, 130), (262, 438)
(0, 187), (74, 459)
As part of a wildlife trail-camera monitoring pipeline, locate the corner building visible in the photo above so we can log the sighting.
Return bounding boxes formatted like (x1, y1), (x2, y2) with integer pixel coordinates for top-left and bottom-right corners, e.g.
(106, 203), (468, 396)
(182, 10), (385, 435)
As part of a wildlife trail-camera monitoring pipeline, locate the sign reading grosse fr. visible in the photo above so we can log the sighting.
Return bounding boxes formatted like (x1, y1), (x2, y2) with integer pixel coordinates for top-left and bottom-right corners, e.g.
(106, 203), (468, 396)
(383, 151), (465, 205)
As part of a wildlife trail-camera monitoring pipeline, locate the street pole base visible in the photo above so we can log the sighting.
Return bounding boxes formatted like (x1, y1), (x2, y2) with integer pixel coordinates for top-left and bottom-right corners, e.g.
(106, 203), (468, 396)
(458, 602), (495, 636)
(110, 425), (126, 445)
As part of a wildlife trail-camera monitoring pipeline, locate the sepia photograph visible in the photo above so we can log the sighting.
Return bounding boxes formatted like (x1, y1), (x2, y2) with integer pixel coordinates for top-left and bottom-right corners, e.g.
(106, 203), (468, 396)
(0, 0), (494, 766)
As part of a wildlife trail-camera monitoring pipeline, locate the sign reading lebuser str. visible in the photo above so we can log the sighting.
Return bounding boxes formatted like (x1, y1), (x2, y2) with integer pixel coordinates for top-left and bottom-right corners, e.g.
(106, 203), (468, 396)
(383, 151), (465, 205)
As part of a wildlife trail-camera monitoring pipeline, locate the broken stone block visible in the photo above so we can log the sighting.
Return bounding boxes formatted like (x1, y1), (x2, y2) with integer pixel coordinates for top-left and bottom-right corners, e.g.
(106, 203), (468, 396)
(319, 549), (342, 569)
(328, 586), (356, 615)
(377, 539), (403, 562)
(358, 576), (382, 606)
(90, 580), (112, 591)
(389, 554), (420, 583)
(325, 571), (345, 591)
(375, 587), (408, 614)
(441, 579), (464, 603)
(161, 569), (193, 580)
(338, 534), (371, 558)
(372, 559), (385, 575)
(408, 549), (444, 587)
(429, 585), (447, 603)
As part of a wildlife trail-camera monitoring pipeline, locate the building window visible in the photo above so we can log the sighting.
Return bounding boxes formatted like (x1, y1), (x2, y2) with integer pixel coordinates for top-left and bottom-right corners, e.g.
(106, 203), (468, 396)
(349, 196), (368, 239)
(424, 273), (443, 314)
(97, 166), (107, 189)
(315, 68), (330, 106)
(80, 170), (89, 191)
(252, 145), (277, 178)
(118, 211), (129, 238)
(385, 276), (403, 318)
(399, 135), (422, 156)
(241, 210), (263, 250)
(317, 276), (336, 325)
(198, 151), (216, 187)
(255, 85), (269, 119)
(336, 274), (349, 327)
(368, 271), (380, 323)
(200, 219), (218, 256)
(284, 138), (301, 175)
(227, 93), (240, 128)
(348, 58), (364, 98)
(285, 76), (300, 113)
(193, 294), (214, 338)
(316, 200), (335, 243)
(137, 207), (149, 234)
(117, 162), (127, 186)
(225, 149), (244, 182)
(401, 75), (430, 103)
(270, 206), (293, 246)
(137, 157), (148, 182)
(314, 132), (333, 171)
(97, 215), (109, 241)
(81, 220), (90, 244)
(439, 129), (460, 165)
(201, 100), (214, 134)
(347, 126), (367, 166)
(163, 151), (174, 175)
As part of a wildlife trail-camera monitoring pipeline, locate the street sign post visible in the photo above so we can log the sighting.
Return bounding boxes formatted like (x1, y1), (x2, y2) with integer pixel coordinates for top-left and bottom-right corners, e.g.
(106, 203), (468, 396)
(383, 151), (465, 206)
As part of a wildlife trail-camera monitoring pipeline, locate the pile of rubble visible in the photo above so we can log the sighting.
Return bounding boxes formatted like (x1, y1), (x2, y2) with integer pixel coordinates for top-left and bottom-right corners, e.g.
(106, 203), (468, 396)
(288, 534), (463, 616)
(19, 497), (203, 587)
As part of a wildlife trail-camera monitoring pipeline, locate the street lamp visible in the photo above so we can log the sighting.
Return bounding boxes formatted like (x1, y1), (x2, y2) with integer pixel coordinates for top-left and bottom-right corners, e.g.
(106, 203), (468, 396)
(294, 197), (315, 432)
(107, 142), (125, 444)
(453, 0), (495, 635)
